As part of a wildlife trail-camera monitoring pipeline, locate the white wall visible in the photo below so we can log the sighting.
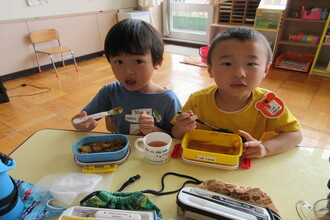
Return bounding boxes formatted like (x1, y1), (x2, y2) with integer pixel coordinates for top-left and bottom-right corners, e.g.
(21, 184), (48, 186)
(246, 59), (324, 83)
(0, 1), (167, 78)
(0, 0), (137, 21)
(0, 11), (120, 77)
(0, 1), (140, 77)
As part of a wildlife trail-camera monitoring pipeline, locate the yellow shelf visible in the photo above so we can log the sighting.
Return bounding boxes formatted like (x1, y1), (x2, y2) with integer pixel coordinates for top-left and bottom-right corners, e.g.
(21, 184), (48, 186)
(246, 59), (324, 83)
(284, 17), (327, 23)
(255, 28), (278, 32)
(313, 62), (330, 73)
(278, 40), (319, 48)
(309, 14), (330, 76)
(312, 69), (330, 74)
(273, 0), (329, 70)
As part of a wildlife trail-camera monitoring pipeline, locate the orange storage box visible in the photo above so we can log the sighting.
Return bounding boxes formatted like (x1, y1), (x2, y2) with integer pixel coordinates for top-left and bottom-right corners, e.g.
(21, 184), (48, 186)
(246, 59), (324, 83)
(181, 129), (243, 166)
(275, 51), (315, 72)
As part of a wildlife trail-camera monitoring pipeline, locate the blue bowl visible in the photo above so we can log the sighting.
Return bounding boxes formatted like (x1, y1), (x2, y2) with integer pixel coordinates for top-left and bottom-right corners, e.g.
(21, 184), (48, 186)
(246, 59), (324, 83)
(72, 134), (129, 163)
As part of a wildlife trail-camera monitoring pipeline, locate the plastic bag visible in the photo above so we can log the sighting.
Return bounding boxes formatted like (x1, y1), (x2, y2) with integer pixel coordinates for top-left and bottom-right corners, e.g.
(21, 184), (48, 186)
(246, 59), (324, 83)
(16, 179), (65, 220)
(34, 172), (102, 205)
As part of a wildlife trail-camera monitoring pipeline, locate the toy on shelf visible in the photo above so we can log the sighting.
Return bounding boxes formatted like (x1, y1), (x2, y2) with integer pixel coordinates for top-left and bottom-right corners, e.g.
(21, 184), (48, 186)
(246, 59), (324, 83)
(300, 6), (324, 20)
(321, 9), (329, 20)
(288, 32), (320, 45)
(325, 35), (330, 43)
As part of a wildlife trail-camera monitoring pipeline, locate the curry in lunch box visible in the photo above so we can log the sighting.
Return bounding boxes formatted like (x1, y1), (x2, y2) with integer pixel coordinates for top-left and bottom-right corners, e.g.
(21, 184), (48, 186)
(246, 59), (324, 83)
(78, 139), (126, 154)
(186, 139), (240, 155)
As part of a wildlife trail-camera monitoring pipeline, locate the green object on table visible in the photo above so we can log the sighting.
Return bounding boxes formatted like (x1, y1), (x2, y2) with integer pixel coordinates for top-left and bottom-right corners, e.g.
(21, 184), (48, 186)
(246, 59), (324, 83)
(80, 191), (162, 218)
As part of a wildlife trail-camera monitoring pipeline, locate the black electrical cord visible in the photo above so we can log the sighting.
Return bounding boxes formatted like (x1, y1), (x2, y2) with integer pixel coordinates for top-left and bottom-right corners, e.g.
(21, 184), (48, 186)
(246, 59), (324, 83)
(116, 174), (141, 192)
(141, 172), (203, 196)
(6, 83), (52, 97)
(116, 172), (203, 196)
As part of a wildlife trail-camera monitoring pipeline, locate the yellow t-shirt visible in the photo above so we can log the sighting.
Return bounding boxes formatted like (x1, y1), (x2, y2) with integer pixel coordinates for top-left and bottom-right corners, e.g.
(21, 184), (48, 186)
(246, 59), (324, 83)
(174, 85), (301, 140)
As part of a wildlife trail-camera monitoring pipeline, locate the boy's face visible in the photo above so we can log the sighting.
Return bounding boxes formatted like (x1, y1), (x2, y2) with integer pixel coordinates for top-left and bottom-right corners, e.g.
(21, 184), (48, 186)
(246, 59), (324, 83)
(208, 39), (271, 100)
(109, 51), (162, 93)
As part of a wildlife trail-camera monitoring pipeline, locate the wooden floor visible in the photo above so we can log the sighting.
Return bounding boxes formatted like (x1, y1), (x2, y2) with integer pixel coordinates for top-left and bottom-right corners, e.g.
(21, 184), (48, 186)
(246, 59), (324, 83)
(1, 51), (330, 155)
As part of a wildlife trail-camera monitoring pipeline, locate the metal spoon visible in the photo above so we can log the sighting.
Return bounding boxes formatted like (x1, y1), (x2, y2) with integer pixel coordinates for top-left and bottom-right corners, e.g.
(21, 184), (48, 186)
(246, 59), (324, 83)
(195, 119), (247, 142)
(195, 119), (234, 134)
(177, 112), (246, 142)
(72, 107), (123, 124)
(195, 119), (221, 130)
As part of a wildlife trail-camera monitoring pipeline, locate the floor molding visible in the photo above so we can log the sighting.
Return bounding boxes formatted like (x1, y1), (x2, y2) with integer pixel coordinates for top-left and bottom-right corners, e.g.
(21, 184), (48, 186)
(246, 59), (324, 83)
(164, 38), (206, 48)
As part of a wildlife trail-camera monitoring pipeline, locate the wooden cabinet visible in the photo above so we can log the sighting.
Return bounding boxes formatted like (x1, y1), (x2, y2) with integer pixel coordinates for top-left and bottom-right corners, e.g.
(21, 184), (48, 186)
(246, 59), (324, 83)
(216, 0), (261, 26)
(273, 0), (329, 73)
(209, 0), (284, 51)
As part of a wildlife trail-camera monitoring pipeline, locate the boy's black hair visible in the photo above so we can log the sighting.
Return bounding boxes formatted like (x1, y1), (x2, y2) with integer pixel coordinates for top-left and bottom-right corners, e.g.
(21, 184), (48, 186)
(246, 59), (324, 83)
(104, 18), (164, 66)
(207, 26), (273, 65)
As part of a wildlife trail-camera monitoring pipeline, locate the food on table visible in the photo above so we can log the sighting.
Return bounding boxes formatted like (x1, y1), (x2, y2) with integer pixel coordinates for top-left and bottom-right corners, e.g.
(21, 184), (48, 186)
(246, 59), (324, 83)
(187, 139), (240, 155)
(78, 139), (126, 154)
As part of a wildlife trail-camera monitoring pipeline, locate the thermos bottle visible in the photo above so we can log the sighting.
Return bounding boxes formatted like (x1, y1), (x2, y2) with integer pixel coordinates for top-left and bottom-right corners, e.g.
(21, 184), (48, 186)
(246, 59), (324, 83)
(0, 153), (24, 220)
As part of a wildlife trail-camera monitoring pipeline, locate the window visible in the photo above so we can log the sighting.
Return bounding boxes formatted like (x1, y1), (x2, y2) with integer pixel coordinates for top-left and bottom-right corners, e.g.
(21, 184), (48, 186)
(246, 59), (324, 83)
(165, 0), (213, 43)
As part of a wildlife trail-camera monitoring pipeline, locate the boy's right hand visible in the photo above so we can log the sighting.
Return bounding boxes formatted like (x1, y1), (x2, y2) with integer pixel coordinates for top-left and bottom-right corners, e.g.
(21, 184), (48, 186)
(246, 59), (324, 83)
(172, 110), (197, 138)
(71, 111), (97, 131)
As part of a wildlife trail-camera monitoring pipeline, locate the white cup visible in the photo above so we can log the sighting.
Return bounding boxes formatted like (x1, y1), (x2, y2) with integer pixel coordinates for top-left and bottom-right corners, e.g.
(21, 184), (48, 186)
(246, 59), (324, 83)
(134, 132), (172, 164)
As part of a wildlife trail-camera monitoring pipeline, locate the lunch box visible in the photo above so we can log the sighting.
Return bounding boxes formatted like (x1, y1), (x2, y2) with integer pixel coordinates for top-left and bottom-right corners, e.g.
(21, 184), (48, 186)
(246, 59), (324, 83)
(181, 129), (242, 166)
(72, 134), (129, 163)
(177, 187), (281, 220)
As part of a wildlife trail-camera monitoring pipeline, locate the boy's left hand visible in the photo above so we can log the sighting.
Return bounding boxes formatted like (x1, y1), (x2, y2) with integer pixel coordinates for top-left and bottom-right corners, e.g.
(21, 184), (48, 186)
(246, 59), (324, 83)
(238, 130), (267, 159)
(139, 111), (155, 135)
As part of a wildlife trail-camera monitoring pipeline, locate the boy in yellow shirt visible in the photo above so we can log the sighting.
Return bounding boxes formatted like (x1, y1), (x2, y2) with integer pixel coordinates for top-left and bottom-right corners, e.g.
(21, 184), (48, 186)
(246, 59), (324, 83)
(172, 27), (302, 158)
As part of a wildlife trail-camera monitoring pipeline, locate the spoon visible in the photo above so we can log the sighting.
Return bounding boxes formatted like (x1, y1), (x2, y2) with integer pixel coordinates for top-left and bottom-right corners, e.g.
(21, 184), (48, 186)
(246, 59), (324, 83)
(177, 112), (232, 133)
(72, 107), (123, 124)
(177, 112), (246, 142)
(196, 119), (247, 142)
(195, 119), (236, 134)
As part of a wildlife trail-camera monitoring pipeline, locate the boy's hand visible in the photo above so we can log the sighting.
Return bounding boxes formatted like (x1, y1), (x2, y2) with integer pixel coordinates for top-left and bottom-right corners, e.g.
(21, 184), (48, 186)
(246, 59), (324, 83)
(72, 111), (97, 131)
(238, 130), (267, 159)
(139, 111), (155, 135)
(175, 110), (197, 134)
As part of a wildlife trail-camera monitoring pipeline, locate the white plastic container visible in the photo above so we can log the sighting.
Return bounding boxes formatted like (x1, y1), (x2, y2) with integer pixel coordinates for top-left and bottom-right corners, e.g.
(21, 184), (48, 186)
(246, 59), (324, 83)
(117, 11), (151, 23)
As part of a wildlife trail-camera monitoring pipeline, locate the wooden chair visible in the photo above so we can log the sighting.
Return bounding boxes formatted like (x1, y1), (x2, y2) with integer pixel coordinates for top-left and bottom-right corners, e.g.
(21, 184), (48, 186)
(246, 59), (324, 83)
(30, 29), (79, 78)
